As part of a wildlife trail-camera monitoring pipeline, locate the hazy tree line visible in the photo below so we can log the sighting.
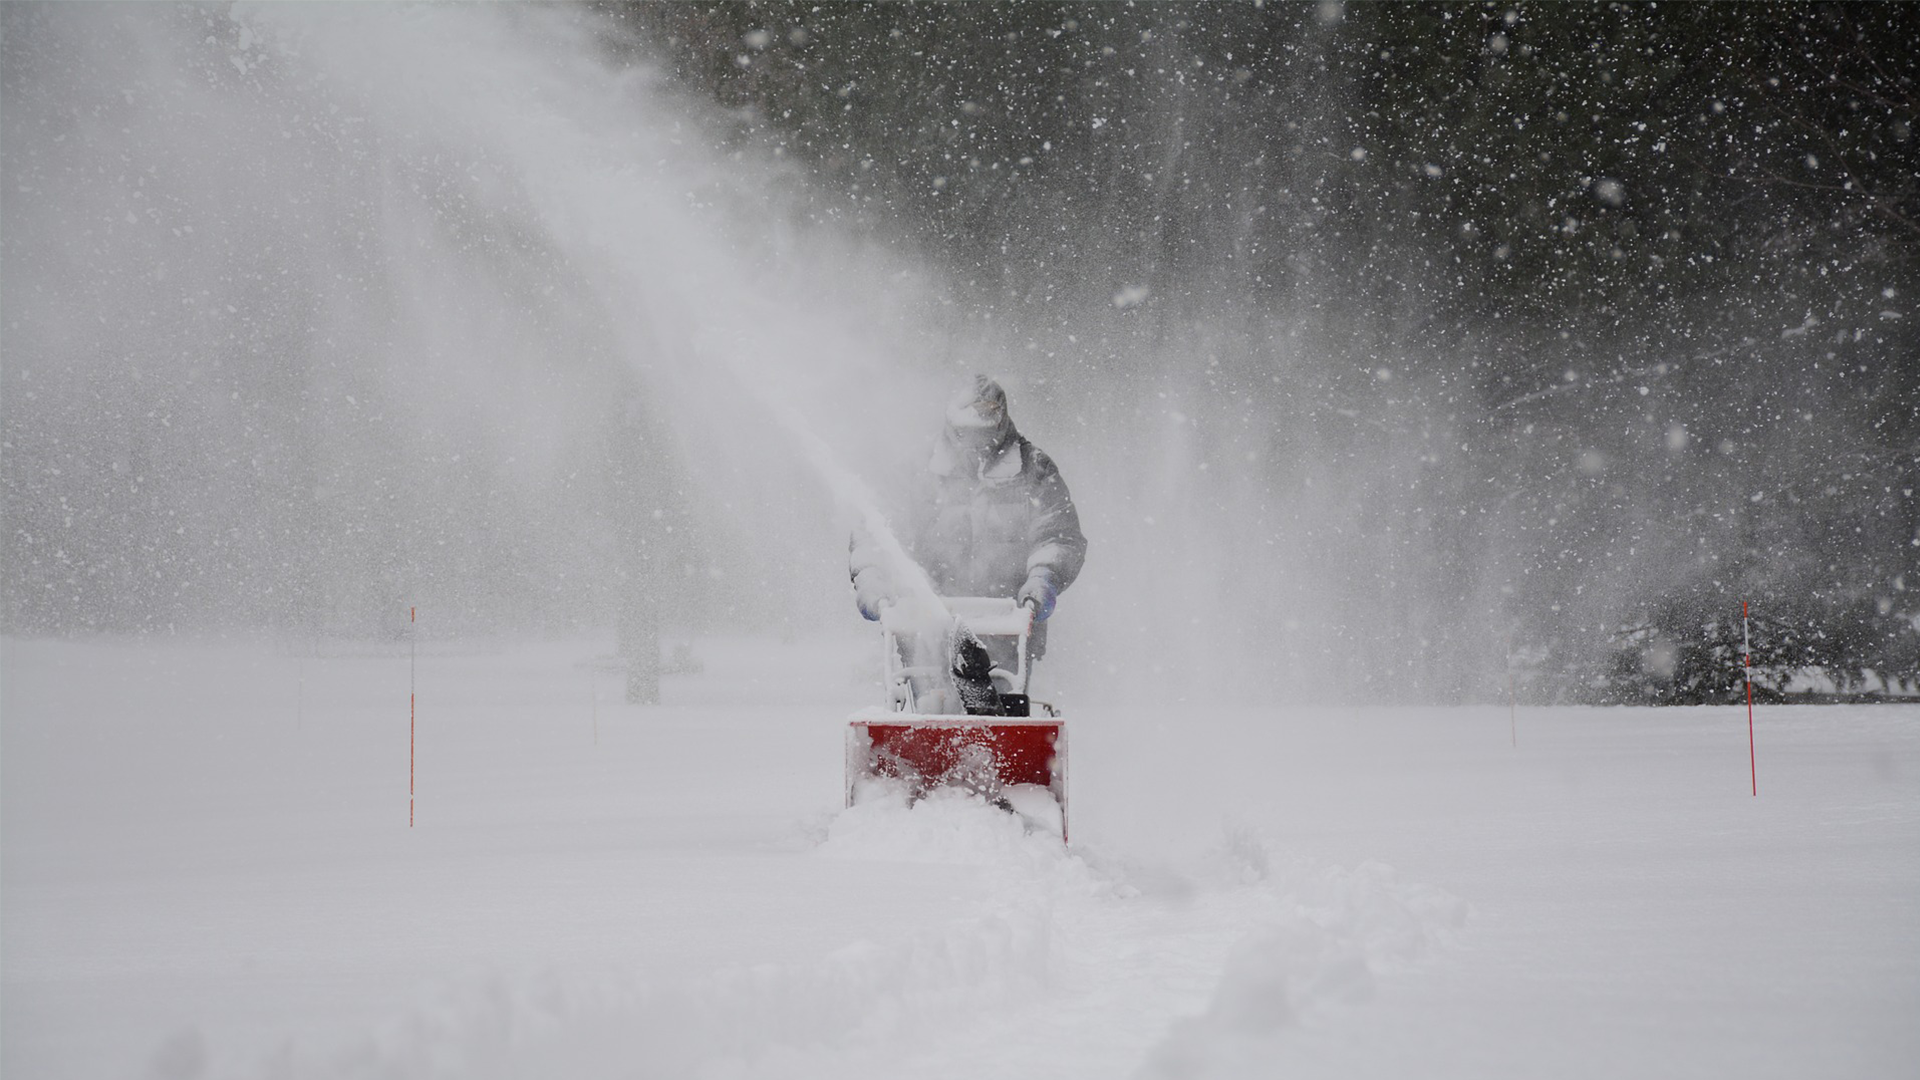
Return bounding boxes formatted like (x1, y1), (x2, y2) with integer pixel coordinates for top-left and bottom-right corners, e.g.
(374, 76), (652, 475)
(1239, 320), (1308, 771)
(2, 3), (1913, 704)
(609, 1), (1919, 702)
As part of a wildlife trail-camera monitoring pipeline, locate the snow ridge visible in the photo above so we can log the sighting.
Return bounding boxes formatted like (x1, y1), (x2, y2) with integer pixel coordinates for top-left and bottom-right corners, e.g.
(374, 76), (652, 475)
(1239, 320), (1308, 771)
(233, 794), (1464, 1079)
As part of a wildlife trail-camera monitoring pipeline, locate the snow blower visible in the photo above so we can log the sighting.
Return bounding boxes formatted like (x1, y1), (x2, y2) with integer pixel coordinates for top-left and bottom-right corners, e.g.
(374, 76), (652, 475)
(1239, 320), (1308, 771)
(845, 596), (1068, 838)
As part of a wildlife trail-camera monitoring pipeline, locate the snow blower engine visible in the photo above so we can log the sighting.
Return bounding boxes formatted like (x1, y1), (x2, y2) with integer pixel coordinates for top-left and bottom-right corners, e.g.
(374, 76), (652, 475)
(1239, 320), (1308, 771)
(845, 596), (1068, 839)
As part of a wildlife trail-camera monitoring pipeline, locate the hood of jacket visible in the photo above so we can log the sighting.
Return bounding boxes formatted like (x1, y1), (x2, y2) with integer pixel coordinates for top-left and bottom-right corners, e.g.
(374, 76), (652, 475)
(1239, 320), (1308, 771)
(934, 375), (1017, 477)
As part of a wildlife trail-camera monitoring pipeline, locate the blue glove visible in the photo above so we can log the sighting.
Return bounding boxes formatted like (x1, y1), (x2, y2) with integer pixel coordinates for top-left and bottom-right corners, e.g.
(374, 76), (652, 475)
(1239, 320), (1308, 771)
(852, 568), (888, 621)
(1017, 573), (1057, 621)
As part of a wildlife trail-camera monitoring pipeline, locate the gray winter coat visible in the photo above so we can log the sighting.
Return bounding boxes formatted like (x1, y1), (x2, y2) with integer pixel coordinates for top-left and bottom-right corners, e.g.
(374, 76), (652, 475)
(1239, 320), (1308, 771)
(907, 429), (1085, 599)
(851, 423), (1087, 651)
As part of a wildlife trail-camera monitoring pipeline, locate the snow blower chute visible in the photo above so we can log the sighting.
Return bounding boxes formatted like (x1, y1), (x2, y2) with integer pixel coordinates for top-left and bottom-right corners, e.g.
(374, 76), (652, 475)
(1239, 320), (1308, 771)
(846, 596), (1068, 838)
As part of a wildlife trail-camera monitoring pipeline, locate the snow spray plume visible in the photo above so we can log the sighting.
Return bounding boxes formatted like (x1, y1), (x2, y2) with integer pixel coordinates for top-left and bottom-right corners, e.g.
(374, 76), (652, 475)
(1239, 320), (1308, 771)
(724, 371), (969, 710)
(2, 4), (962, 639)
(5, 4), (1423, 707)
(730, 375), (950, 632)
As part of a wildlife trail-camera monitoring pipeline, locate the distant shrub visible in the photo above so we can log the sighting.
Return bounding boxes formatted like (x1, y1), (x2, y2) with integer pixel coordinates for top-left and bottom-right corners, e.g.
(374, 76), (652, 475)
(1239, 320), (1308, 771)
(1583, 598), (1919, 705)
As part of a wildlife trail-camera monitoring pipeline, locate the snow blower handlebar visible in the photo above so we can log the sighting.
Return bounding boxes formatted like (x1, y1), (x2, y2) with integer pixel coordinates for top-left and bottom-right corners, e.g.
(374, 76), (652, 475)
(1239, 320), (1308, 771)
(943, 596), (1036, 638)
(878, 596), (1034, 710)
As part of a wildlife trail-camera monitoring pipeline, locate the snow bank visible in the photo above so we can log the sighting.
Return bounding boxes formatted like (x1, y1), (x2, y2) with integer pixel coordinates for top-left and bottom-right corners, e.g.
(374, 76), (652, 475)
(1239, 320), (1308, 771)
(822, 783), (1063, 866)
(192, 792), (1462, 1079)
(1140, 857), (1469, 1077)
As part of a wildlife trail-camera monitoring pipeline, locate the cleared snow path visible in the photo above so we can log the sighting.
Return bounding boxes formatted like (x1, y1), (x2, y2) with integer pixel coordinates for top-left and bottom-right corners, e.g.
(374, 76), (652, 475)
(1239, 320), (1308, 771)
(4, 637), (1914, 1079)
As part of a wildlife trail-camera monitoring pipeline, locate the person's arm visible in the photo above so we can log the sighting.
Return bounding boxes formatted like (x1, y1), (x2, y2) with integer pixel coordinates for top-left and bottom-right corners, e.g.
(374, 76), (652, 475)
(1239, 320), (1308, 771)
(850, 456), (933, 620)
(1018, 450), (1086, 619)
(849, 530), (890, 620)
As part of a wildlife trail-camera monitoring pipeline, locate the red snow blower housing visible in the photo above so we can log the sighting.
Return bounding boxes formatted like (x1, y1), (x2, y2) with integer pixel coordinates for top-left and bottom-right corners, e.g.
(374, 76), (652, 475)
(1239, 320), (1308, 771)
(845, 597), (1068, 838)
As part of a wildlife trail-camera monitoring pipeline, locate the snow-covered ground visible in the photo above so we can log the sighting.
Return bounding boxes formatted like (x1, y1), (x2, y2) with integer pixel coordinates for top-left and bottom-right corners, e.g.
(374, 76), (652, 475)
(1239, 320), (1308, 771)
(4, 635), (1915, 1079)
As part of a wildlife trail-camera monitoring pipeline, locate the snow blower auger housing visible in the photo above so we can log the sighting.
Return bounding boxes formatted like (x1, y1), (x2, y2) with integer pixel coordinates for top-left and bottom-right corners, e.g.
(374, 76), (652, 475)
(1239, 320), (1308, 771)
(846, 596), (1068, 839)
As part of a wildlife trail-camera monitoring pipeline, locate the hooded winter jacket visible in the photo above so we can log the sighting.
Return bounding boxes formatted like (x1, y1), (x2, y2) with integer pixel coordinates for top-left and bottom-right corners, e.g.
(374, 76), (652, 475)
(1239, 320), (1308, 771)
(850, 383), (1087, 654)
(907, 427), (1085, 603)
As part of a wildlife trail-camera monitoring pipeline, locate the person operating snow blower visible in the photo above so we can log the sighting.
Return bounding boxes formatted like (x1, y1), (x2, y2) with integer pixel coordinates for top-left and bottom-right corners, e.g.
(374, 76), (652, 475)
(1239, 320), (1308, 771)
(848, 375), (1088, 714)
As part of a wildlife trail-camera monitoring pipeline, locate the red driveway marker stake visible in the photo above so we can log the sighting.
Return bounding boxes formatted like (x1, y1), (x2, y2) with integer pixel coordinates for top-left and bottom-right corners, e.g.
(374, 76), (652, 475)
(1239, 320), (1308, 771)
(1743, 601), (1756, 797)
(411, 606), (416, 826)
